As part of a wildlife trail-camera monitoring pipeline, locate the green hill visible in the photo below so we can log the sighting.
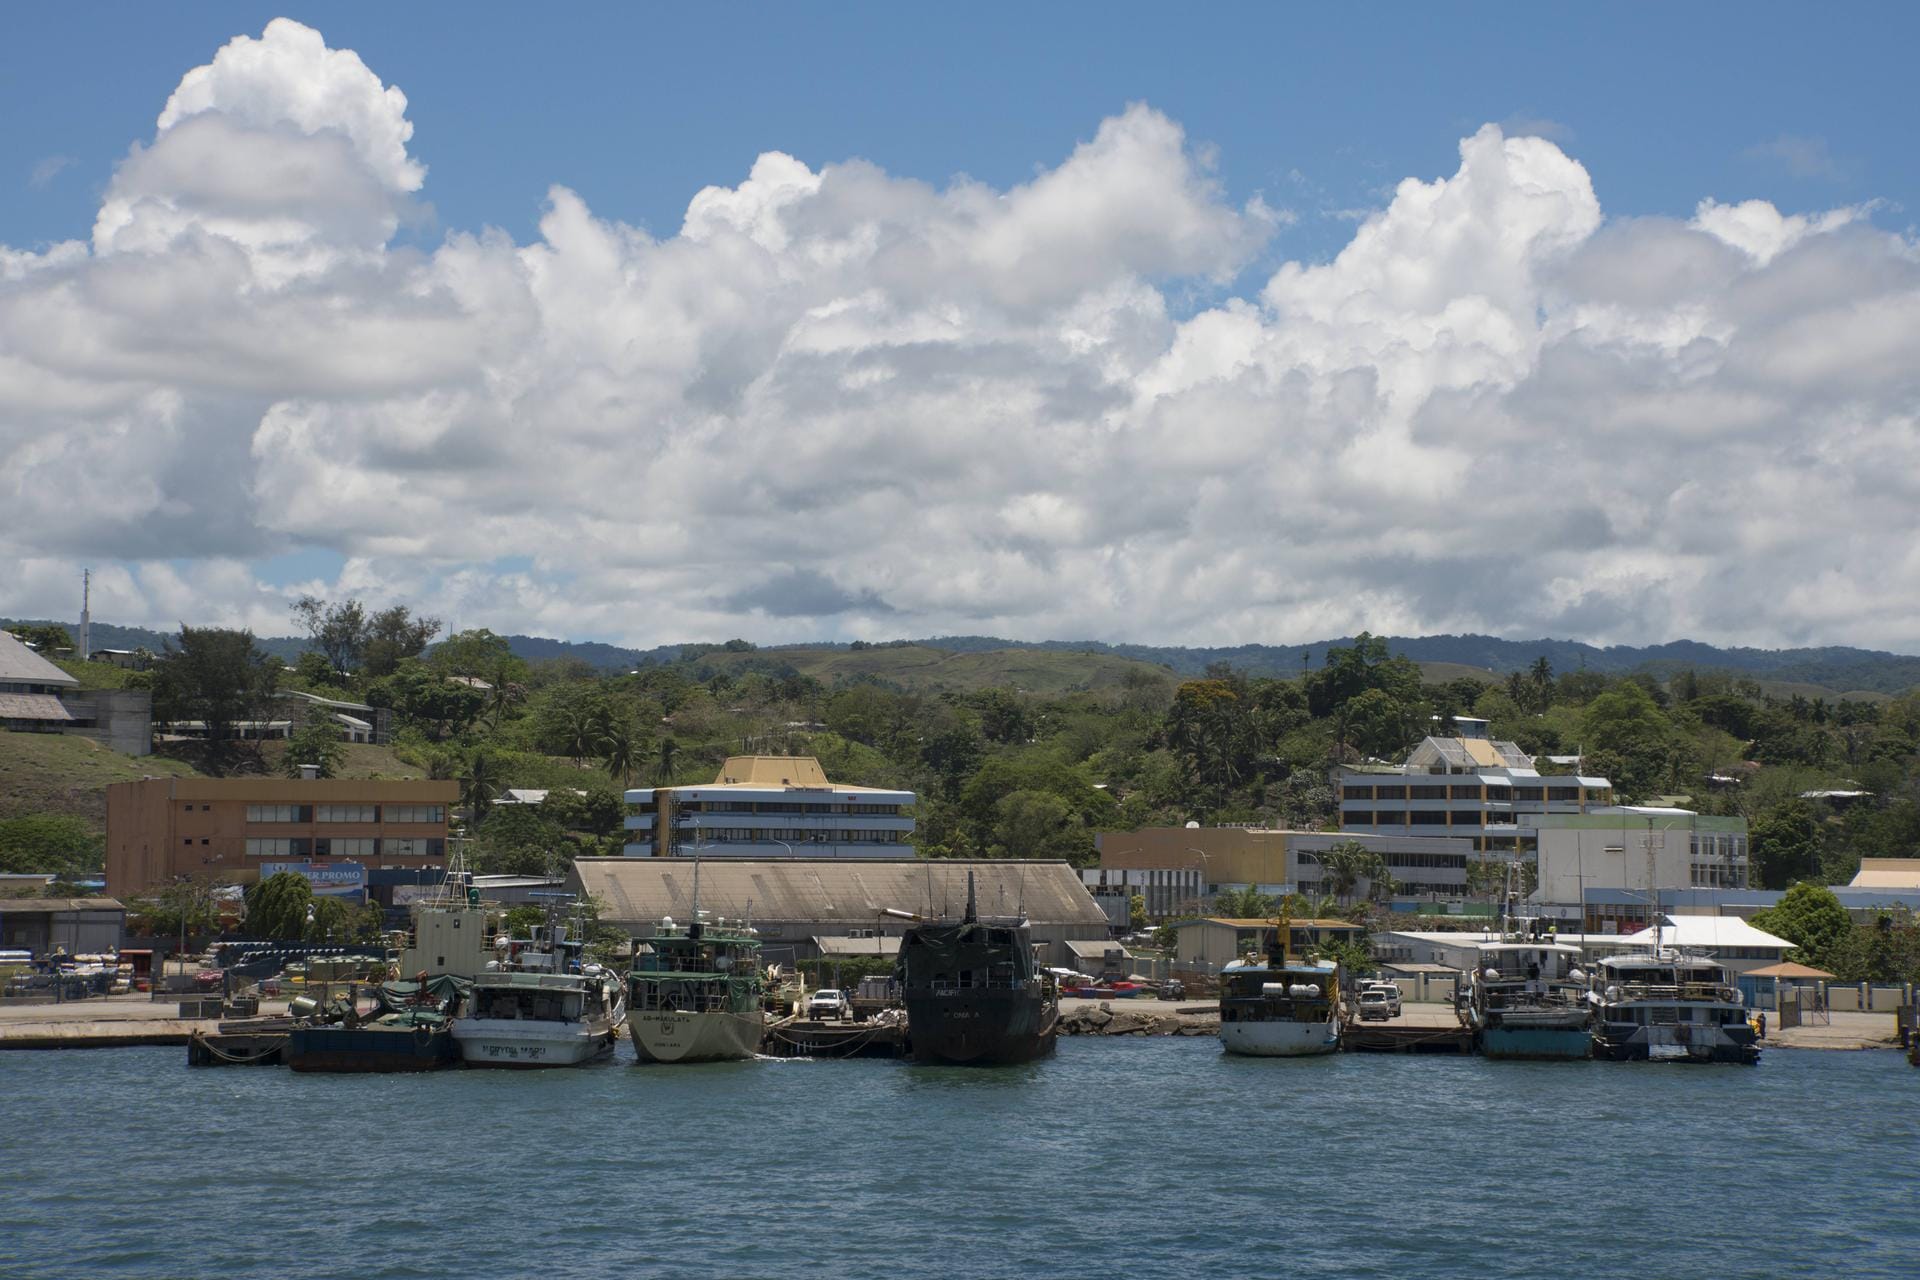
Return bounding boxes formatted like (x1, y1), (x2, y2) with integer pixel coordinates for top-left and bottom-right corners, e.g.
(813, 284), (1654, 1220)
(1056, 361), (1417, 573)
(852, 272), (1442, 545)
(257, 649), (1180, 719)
(692, 643), (1176, 695)
(0, 732), (203, 830)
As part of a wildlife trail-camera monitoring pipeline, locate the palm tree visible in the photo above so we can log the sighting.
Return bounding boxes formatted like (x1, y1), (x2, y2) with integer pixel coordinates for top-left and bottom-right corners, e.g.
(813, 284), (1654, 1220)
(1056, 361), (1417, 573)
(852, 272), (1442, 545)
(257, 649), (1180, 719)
(1317, 839), (1373, 906)
(655, 737), (680, 786)
(603, 721), (637, 788)
(1529, 655), (1554, 707)
(463, 750), (499, 825)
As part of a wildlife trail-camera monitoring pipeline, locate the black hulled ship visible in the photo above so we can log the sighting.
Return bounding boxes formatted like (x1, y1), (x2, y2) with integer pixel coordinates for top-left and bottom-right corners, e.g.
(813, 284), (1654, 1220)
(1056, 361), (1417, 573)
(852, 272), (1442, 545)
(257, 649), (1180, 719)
(897, 872), (1058, 1065)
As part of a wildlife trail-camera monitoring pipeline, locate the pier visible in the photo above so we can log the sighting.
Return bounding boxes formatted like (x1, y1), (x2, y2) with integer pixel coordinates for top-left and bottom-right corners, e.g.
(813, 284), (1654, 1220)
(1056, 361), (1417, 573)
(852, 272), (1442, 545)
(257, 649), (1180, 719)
(1340, 1006), (1475, 1054)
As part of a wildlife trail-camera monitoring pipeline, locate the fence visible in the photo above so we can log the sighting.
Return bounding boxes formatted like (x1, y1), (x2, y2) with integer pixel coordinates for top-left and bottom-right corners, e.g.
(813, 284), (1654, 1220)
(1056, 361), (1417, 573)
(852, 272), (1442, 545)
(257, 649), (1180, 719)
(1819, 983), (1916, 1013)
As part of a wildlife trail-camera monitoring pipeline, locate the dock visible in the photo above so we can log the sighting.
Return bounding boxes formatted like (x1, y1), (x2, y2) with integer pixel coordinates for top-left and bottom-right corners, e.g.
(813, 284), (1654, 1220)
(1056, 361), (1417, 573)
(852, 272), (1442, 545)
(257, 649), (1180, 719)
(187, 1017), (294, 1066)
(1340, 1007), (1475, 1054)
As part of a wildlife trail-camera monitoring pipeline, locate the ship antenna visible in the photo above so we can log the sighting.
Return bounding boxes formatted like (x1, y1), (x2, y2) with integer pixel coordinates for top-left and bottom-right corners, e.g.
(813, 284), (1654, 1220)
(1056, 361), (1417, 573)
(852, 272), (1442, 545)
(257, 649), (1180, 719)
(690, 856), (704, 941)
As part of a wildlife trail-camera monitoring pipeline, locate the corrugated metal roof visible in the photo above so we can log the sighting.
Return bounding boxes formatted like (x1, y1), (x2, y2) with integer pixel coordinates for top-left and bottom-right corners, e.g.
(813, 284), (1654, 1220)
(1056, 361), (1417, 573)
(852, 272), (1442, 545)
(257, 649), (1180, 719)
(569, 858), (1108, 931)
(0, 897), (125, 913)
(0, 692), (73, 721)
(0, 631), (79, 686)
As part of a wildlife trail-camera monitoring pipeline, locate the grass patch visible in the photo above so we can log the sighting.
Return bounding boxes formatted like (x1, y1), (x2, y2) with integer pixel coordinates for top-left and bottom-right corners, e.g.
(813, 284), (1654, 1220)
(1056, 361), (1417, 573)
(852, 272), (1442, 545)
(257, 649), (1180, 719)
(0, 731), (203, 830)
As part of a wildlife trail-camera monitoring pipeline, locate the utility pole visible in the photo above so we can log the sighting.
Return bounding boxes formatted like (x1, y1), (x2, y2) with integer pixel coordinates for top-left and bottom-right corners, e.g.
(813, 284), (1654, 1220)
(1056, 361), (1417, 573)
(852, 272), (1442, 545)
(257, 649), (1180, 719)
(79, 568), (91, 662)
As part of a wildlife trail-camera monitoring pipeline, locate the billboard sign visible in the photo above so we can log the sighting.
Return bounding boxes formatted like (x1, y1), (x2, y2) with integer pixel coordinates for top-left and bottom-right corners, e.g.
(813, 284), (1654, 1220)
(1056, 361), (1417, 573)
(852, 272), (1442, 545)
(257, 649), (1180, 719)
(259, 861), (366, 897)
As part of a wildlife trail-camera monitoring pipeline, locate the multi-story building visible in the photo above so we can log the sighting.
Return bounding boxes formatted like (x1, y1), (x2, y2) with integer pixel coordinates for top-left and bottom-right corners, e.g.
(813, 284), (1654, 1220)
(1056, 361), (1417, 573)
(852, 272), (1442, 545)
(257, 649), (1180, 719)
(1087, 826), (1476, 919)
(1336, 716), (1613, 854)
(1527, 809), (1751, 926)
(623, 755), (914, 858)
(105, 777), (458, 895)
(0, 630), (152, 755)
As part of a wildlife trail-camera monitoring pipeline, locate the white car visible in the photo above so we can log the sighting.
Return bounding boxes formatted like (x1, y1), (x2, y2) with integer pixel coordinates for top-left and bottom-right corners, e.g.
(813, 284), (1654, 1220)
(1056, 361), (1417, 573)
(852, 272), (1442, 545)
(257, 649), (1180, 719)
(1357, 989), (1394, 1022)
(1359, 982), (1402, 1017)
(807, 988), (852, 1020)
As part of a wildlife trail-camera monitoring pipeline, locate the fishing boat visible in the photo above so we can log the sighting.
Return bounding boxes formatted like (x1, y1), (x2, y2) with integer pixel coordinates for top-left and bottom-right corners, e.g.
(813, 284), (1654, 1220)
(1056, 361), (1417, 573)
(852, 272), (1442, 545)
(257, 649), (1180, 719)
(1217, 917), (1342, 1058)
(896, 872), (1058, 1066)
(1466, 940), (1593, 1059)
(626, 911), (769, 1064)
(452, 906), (626, 1068)
(284, 977), (468, 1073)
(1588, 950), (1758, 1064)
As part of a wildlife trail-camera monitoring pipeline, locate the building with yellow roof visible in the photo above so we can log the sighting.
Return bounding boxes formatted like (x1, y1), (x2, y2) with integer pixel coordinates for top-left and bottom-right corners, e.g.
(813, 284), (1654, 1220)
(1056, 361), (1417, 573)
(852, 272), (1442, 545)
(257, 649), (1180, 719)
(623, 755), (915, 859)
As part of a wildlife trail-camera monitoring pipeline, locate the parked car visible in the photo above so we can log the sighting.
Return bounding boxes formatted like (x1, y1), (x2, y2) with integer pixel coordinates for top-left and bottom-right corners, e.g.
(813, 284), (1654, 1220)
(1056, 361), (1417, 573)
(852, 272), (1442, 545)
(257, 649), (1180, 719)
(806, 988), (852, 1020)
(1359, 981), (1402, 1017)
(1158, 980), (1186, 1000)
(1357, 989), (1393, 1022)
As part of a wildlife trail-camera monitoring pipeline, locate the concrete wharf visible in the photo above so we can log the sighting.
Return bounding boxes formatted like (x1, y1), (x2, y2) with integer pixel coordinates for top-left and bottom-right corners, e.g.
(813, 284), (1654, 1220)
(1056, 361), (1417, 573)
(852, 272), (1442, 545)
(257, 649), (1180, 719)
(1340, 1005), (1475, 1054)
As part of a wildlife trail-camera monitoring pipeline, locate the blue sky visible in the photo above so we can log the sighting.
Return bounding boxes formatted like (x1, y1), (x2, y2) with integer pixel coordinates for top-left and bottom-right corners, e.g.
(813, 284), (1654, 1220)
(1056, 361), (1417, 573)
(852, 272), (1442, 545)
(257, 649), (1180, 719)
(8, 6), (1911, 263)
(4, 8), (1919, 650)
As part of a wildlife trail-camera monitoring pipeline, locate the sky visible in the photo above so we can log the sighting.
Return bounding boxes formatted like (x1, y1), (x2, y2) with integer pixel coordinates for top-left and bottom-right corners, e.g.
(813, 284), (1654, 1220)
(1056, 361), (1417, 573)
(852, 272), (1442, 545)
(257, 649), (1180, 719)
(3, 6), (1918, 651)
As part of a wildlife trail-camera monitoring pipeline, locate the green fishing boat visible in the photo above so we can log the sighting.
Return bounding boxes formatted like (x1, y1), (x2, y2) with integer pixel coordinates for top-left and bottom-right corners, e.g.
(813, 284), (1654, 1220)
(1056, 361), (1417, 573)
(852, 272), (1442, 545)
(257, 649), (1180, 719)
(627, 908), (768, 1064)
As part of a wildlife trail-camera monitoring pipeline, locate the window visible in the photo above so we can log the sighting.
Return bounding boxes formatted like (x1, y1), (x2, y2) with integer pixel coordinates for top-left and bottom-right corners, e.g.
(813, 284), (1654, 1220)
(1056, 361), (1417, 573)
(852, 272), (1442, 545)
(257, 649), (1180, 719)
(382, 837), (444, 857)
(1512, 786), (1544, 802)
(245, 838), (311, 857)
(384, 804), (445, 824)
(1408, 785), (1448, 800)
(317, 837), (376, 858)
(1546, 787), (1579, 803)
(1342, 785), (1373, 801)
(246, 804), (310, 823)
(1341, 810), (1374, 826)
(315, 804), (377, 823)
(1373, 785), (1407, 801)
(1409, 811), (1449, 826)
(1449, 785), (1482, 801)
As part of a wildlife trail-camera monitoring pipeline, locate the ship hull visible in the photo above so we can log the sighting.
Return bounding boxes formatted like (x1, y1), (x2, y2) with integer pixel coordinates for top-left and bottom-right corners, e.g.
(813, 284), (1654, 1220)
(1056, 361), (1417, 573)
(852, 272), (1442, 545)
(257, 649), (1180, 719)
(1220, 1017), (1340, 1057)
(629, 1010), (764, 1063)
(904, 990), (1057, 1065)
(1592, 1021), (1758, 1065)
(452, 1016), (620, 1068)
(285, 1024), (459, 1073)
(1478, 1025), (1592, 1060)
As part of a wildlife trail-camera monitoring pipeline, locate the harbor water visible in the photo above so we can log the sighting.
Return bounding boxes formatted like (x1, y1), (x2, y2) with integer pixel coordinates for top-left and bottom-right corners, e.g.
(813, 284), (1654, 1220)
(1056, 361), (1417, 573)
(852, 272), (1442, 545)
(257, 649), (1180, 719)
(4, 1037), (1916, 1279)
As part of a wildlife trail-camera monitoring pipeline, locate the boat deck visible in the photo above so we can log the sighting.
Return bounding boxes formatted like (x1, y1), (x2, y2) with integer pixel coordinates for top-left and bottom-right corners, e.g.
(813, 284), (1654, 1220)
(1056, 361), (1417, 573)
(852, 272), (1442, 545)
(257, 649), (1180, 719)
(1341, 1006), (1474, 1054)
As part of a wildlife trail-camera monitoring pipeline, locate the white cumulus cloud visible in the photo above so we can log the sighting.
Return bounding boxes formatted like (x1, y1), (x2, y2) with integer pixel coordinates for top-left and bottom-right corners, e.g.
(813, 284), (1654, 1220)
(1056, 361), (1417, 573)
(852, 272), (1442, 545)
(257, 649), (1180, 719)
(3, 20), (1919, 653)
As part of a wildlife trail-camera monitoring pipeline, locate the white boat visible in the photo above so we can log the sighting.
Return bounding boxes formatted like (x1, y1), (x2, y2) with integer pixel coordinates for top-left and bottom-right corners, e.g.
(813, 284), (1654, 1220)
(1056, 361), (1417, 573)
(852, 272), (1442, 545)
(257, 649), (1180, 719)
(1219, 956), (1342, 1057)
(452, 915), (626, 1068)
(1588, 949), (1757, 1065)
(627, 914), (767, 1064)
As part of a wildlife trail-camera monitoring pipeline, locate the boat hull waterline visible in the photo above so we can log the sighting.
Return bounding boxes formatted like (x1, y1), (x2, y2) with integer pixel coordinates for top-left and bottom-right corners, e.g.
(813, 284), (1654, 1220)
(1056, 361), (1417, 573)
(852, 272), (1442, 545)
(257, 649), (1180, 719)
(1219, 1017), (1340, 1058)
(904, 989), (1058, 1066)
(629, 1009), (764, 1063)
(452, 1018), (619, 1068)
(1477, 1025), (1593, 1060)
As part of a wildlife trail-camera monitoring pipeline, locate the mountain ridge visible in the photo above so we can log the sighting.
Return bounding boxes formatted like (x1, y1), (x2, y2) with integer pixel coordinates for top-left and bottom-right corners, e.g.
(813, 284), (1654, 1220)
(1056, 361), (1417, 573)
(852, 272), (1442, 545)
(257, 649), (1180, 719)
(5, 619), (1918, 694)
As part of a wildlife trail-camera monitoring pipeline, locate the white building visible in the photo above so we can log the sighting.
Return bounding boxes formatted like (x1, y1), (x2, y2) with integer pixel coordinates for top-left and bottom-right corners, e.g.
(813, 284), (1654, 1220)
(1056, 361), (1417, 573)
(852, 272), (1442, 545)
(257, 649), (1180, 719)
(1529, 809), (1751, 924)
(1337, 716), (1613, 855)
(623, 755), (915, 859)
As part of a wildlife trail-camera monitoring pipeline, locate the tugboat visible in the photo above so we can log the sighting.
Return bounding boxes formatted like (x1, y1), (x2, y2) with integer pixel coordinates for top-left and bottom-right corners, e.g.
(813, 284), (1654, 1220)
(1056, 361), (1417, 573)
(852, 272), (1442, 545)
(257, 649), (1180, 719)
(452, 902), (626, 1068)
(1218, 913), (1342, 1057)
(627, 861), (770, 1063)
(1467, 939), (1593, 1059)
(1588, 948), (1758, 1064)
(896, 872), (1058, 1065)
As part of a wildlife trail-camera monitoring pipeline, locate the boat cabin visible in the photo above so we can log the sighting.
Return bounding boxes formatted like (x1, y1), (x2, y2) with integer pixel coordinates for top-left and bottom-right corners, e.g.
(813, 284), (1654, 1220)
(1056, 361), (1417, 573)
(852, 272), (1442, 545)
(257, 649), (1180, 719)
(1219, 960), (1338, 1025)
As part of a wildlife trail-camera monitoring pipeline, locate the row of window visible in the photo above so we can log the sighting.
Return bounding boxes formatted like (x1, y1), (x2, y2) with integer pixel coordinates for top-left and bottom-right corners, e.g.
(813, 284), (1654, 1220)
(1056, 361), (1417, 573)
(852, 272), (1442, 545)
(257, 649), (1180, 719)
(1345, 784), (1595, 803)
(244, 804), (446, 824)
(243, 837), (446, 858)
(674, 802), (904, 815)
(680, 829), (908, 845)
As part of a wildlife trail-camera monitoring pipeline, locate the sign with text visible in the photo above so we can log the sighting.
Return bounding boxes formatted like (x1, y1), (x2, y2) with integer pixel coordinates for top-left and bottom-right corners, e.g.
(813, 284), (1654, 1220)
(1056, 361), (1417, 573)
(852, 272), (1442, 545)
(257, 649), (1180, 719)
(260, 861), (366, 896)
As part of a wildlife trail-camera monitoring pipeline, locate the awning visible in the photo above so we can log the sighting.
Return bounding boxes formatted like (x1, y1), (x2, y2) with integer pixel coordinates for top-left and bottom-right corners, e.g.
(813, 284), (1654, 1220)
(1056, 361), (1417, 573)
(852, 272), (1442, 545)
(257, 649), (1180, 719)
(0, 692), (73, 721)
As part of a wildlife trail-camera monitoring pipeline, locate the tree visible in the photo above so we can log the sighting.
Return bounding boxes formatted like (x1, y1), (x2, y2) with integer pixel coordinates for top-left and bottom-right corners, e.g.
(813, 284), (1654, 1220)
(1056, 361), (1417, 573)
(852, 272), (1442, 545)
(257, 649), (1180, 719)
(0, 815), (103, 879)
(128, 876), (221, 943)
(603, 721), (639, 788)
(1128, 893), (1148, 931)
(463, 750), (500, 824)
(655, 737), (681, 786)
(429, 628), (523, 680)
(1751, 799), (1821, 889)
(291, 596), (368, 674)
(1212, 886), (1279, 918)
(990, 790), (1087, 862)
(306, 895), (356, 942)
(368, 659), (485, 740)
(1751, 883), (1853, 970)
(246, 872), (315, 940)
(280, 714), (345, 778)
(1315, 839), (1379, 906)
(149, 625), (280, 747)
(471, 805), (566, 877)
(361, 605), (441, 678)
(9, 623), (72, 653)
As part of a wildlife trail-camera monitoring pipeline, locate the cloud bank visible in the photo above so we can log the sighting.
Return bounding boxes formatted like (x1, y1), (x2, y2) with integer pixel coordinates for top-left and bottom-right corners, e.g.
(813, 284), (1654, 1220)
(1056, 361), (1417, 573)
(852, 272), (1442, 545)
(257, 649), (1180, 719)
(5, 20), (1919, 650)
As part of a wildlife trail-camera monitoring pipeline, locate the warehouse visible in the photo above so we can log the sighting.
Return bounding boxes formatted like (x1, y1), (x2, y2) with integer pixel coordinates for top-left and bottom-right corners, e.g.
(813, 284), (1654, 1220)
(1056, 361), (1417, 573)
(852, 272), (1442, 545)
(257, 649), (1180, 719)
(0, 897), (126, 957)
(567, 857), (1111, 967)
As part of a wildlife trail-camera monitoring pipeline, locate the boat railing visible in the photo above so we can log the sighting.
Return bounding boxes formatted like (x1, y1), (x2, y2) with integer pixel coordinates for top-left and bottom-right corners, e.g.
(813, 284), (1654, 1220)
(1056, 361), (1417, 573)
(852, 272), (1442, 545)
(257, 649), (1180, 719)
(916, 975), (1035, 993)
(1610, 982), (1739, 1003)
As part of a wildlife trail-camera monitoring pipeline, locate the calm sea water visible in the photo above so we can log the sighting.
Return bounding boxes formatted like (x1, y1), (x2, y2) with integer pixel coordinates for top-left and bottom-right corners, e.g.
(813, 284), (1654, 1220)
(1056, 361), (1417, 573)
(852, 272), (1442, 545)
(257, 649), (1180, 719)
(3, 1038), (1915, 1279)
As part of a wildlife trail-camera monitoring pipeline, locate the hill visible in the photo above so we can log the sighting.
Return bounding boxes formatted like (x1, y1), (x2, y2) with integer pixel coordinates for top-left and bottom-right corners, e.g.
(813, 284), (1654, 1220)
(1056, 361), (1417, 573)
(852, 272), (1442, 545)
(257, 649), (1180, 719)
(687, 643), (1176, 695)
(0, 732), (203, 830)
(12, 617), (1920, 695)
